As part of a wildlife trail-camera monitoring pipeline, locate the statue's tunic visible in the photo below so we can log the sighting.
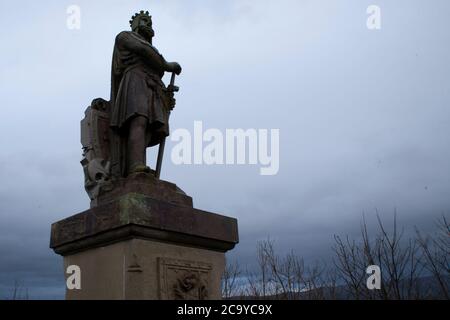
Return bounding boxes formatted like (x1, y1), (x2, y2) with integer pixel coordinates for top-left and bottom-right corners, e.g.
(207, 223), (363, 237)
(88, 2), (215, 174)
(110, 31), (169, 147)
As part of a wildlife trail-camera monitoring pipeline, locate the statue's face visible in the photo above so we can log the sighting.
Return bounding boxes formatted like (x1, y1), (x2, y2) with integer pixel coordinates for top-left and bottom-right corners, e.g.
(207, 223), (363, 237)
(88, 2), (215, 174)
(136, 16), (154, 40)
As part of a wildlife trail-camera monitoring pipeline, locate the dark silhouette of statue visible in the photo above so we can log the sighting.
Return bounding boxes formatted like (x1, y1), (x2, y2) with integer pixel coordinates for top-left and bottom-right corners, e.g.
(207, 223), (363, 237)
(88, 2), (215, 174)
(110, 11), (181, 177)
(51, 12), (238, 302)
(80, 11), (182, 204)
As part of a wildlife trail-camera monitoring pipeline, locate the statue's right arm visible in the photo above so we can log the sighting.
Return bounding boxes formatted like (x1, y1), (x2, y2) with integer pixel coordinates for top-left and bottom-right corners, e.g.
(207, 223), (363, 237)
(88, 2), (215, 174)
(115, 31), (166, 71)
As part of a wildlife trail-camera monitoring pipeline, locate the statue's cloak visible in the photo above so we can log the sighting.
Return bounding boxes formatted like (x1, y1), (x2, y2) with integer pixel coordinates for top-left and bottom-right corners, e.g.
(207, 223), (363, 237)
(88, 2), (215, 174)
(110, 31), (169, 142)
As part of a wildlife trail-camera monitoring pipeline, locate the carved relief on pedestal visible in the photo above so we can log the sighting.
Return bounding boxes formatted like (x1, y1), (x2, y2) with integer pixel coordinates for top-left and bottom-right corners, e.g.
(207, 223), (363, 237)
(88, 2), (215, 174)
(158, 258), (212, 300)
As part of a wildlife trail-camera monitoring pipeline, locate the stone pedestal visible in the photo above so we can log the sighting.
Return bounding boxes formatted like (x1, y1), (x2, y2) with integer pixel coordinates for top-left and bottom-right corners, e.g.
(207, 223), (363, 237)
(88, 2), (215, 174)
(50, 173), (239, 300)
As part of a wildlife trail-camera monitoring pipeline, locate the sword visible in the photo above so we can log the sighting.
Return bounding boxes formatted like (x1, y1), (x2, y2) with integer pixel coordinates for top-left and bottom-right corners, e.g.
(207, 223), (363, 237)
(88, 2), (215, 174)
(155, 72), (178, 179)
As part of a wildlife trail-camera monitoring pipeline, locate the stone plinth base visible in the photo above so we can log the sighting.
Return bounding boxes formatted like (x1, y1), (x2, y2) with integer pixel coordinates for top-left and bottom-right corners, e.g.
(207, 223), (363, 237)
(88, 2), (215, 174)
(63, 238), (224, 299)
(50, 184), (239, 300)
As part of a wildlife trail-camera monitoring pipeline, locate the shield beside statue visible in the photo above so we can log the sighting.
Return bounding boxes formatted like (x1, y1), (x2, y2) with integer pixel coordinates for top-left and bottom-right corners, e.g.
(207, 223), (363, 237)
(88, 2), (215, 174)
(80, 98), (113, 203)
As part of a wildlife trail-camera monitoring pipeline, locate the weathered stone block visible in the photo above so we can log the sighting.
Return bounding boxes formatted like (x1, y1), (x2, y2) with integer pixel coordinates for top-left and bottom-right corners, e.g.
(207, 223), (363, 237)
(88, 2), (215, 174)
(50, 182), (238, 300)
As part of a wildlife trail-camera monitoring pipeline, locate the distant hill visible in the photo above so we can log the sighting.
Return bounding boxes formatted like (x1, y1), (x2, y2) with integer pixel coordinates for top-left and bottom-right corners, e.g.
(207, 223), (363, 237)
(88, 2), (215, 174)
(227, 275), (450, 300)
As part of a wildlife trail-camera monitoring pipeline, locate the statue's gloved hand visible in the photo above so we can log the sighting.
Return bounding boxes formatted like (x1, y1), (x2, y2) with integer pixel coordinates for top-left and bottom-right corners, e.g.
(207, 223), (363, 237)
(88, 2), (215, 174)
(163, 90), (176, 110)
(167, 62), (182, 75)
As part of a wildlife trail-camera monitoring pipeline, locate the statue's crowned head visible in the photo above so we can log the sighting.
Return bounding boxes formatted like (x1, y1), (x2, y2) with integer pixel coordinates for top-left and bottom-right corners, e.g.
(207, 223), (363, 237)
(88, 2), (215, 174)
(130, 10), (154, 40)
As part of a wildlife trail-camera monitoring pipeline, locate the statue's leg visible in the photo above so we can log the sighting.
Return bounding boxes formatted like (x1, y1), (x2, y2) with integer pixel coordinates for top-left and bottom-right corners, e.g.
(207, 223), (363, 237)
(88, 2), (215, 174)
(127, 115), (150, 174)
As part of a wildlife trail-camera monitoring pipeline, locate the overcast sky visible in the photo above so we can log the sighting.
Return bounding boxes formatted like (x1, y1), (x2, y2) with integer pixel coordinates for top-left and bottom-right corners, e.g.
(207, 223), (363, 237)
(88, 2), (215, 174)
(0, 0), (449, 299)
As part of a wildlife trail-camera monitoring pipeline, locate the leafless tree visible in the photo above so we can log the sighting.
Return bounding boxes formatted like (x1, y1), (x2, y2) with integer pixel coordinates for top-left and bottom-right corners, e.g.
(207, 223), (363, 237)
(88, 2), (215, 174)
(416, 215), (450, 299)
(10, 280), (29, 300)
(256, 239), (270, 298)
(332, 234), (367, 299)
(333, 213), (428, 299)
(222, 259), (242, 299)
(253, 238), (330, 299)
(222, 213), (449, 300)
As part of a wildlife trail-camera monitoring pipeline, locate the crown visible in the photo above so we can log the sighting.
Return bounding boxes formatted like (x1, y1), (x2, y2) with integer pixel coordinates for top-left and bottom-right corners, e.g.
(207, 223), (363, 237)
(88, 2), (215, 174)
(129, 10), (152, 30)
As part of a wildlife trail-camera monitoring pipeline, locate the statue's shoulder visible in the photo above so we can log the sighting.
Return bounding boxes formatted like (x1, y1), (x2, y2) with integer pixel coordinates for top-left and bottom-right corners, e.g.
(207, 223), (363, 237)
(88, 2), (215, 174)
(117, 30), (133, 37)
(116, 31), (152, 48)
(115, 30), (133, 43)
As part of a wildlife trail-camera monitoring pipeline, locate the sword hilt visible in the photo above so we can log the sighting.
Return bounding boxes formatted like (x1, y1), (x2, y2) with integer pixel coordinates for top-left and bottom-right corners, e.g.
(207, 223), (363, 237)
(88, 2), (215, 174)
(168, 72), (179, 92)
(156, 72), (178, 179)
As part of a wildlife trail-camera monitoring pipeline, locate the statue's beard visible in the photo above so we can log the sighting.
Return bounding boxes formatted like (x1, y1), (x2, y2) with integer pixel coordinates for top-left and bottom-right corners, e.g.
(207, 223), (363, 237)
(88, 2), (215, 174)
(138, 27), (154, 42)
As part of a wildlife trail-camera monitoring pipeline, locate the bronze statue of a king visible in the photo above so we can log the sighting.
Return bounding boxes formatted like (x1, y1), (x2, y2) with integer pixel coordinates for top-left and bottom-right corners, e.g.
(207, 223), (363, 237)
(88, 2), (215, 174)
(51, 11), (239, 300)
(80, 11), (182, 203)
